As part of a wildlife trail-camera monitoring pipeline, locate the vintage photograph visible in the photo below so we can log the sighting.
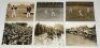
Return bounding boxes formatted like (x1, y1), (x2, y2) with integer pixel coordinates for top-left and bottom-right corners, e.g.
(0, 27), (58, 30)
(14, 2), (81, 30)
(36, 2), (63, 21)
(6, 2), (34, 21)
(34, 22), (65, 45)
(66, 2), (95, 21)
(66, 22), (97, 46)
(2, 22), (33, 45)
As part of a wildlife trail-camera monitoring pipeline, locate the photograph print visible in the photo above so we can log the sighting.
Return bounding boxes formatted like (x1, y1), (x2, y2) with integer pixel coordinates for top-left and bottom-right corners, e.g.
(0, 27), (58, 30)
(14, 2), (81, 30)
(6, 2), (34, 21)
(66, 2), (95, 21)
(36, 2), (64, 21)
(2, 22), (33, 45)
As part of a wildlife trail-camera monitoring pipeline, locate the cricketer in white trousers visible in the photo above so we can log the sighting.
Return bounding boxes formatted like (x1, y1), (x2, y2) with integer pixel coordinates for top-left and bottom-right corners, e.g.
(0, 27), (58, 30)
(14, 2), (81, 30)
(26, 12), (31, 18)
(12, 9), (16, 17)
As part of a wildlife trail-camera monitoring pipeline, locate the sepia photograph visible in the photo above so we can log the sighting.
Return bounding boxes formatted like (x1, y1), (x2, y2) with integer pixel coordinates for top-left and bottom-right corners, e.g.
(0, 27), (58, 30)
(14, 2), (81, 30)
(2, 22), (33, 45)
(66, 2), (95, 21)
(66, 22), (97, 46)
(34, 22), (65, 45)
(36, 2), (64, 21)
(6, 2), (34, 21)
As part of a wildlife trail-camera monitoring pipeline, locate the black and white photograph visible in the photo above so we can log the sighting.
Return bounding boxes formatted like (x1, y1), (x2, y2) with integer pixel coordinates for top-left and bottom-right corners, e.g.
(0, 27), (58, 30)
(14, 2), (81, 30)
(66, 22), (97, 46)
(2, 22), (33, 45)
(0, 0), (99, 48)
(6, 2), (34, 21)
(66, 2), (95, 21)
(34, 22), (65, 45)
(36, 2), (64, 21)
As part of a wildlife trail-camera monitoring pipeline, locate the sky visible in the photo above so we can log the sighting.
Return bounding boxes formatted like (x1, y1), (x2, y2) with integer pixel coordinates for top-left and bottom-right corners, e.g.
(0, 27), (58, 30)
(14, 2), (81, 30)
(65, 22), (95, 28)
(36, 22), (63, 27)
